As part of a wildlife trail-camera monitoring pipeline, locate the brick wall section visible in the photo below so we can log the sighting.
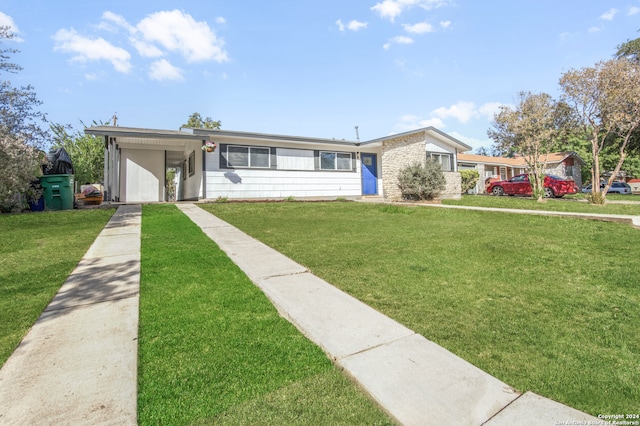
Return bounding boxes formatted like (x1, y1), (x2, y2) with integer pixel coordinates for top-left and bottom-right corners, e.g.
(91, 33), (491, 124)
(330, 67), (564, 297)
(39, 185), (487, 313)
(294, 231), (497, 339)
(545, 163), (582, 189)
(442, 172), (462, 200)
(381, 131), (462, 200)
(381, 132), (427, 200)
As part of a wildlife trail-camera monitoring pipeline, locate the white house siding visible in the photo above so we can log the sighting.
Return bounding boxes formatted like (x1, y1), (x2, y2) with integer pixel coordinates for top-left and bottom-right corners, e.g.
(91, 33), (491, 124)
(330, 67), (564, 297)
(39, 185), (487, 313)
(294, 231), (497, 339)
(120, 149), (164, 202)
(203, 148), (362, 199)
(181, 149), (203, 201)
(204, 169), (361, 199)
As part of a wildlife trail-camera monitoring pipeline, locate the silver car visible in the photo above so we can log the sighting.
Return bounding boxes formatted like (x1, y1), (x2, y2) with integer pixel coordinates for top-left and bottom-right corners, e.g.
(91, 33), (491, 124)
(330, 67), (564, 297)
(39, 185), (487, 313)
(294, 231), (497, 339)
(582, 182), (632, 194)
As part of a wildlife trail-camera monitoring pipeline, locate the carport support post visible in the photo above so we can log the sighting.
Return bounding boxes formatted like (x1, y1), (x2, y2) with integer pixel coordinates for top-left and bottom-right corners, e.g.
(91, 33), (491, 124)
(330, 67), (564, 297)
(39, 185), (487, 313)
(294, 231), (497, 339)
(201, 140), (206, 200)
(103, 136), (109, 202)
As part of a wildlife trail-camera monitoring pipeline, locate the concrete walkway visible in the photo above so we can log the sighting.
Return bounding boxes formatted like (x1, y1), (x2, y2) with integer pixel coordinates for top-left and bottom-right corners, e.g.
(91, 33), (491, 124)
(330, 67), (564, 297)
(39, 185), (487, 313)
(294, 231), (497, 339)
(0, 202), (604, 425)
(176, 203), (600, 426)
(0, 204), (141, 426)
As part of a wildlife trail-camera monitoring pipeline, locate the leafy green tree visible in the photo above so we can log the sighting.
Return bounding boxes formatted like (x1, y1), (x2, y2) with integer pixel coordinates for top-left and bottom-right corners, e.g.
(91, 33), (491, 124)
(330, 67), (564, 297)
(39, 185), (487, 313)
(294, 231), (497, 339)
(460, 169), (479, 194)
(615, 31), (640, 63)
(397, 160), (445, 200)
(0, 26), (49, 211)
(166, 168), (176, 201)
(488, 92), (568, 201)
(552, 132), (593, 184)
(560, 59), (640, 203)
(181, 112), (221, 129)
(51, 121), (107, 186)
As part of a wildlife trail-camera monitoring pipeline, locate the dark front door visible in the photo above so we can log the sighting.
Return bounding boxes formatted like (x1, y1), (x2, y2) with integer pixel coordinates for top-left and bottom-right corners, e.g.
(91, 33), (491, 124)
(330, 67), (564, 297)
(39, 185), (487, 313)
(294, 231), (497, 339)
(361, 153), (378, 195)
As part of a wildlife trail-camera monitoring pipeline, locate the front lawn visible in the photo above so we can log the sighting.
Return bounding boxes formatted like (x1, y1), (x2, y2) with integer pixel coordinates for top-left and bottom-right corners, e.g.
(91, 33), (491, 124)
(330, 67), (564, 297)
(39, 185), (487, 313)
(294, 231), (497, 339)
(138, 205), (393, 425)
(0, 208), (115, 365)
(444, 194), (640, 215)
(200, 201), (640, 416)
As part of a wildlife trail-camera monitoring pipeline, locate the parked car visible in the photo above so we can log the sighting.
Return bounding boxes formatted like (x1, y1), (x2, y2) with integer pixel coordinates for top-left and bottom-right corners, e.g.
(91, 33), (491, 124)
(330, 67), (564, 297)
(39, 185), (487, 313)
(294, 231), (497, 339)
(487, 174), (579, 198)
(608, 181), (632, 194)
(582, 182), (632, 195)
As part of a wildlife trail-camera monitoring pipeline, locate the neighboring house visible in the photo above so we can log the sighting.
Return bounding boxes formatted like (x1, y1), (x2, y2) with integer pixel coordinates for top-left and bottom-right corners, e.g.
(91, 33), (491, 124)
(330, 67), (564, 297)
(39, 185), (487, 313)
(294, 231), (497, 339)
(457, 152), (585, 194)
(85, 126), (471, 203)
(627, 178), (640, 194)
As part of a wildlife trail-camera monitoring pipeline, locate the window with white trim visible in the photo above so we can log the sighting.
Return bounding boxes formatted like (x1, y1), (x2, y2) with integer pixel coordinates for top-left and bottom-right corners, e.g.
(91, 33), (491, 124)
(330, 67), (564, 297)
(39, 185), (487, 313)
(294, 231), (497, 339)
(428, 152), (452, 171)
(320, 151), (352, 170)
(226, 145), (270, 168)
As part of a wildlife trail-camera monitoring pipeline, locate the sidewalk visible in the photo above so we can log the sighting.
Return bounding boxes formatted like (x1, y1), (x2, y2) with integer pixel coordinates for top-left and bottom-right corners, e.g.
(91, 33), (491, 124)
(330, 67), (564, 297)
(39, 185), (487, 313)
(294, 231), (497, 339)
(176, 203), (599, 426)
(0, 204), (141, 426)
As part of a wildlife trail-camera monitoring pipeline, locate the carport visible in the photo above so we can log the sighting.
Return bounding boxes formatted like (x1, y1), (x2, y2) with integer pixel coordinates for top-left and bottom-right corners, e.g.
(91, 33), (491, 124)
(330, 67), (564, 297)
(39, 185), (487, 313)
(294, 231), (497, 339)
(85, 126), (208, 203)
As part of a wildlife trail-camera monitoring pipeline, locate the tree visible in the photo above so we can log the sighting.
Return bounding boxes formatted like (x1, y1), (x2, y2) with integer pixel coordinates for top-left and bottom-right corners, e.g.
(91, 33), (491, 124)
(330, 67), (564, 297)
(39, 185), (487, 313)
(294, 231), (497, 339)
(51, 120), (107, 185)
(181, 112), (221, 129)
(0, 26), (49, 211)
(460, 169), (479, 194)
(560, 59), (640, 204)
(487, 91), (567, 201)
(615, 31), (640, 63)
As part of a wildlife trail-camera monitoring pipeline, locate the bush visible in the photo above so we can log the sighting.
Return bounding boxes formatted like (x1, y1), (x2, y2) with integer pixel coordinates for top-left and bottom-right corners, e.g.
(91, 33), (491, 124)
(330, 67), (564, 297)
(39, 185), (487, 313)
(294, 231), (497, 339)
(397, 160), (446, 201)
(460, 169), (480, 194)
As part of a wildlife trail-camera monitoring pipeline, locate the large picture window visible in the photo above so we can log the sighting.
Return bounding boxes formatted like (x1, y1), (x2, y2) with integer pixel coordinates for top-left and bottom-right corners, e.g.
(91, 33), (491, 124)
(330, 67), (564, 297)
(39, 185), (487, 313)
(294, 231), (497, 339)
(320, 151), (352, 170)
(226, 145), (270, 168)
(428, 152), (452, 171)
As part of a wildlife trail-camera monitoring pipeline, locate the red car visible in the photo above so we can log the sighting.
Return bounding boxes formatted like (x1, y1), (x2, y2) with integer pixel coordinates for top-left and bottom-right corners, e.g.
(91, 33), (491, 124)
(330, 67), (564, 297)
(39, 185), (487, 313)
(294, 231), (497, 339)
(487, 174), (579, 198)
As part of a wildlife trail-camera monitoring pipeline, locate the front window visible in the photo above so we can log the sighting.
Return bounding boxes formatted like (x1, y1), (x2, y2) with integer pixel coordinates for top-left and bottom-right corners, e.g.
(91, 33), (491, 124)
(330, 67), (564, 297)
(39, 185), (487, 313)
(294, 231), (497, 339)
(320, 151), (352, 170)
(226, 145), (270, 168)
(428, 153), (452, 171)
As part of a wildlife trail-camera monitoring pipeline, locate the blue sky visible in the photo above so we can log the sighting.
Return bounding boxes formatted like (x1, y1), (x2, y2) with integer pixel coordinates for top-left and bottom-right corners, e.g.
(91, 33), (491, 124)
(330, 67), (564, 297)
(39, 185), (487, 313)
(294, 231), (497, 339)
(1, 1), (639, 151)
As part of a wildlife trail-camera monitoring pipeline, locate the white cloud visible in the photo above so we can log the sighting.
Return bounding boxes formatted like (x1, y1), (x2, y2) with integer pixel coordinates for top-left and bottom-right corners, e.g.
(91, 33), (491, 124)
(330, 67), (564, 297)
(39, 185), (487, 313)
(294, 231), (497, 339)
(372, 0), (451, 22)
(629, 6), (640, 16)
(588, 26), (601, 33)
(215, 17), (226, 25)
(0, 12), (23, 41)
(600, 8), (618, 21)
(432, 101), (476, 123)
(393, 114), (445, 133)
(101, 11), (135, 32)
(439, 20), (451, 29)
(393, 101), (507, 136)
(337, 19), (368, 32)
(348, 20), (368, 31)
(383, 35), (414, 50)
(477, 102), (504, 120)
(403, 22), (435, 34)
(136, 10), (228, 62)
(148, 59), (184, 81)
(130, 39), (164, 58)
(53, 28), (132, 73)
(448, 131), (492, 151)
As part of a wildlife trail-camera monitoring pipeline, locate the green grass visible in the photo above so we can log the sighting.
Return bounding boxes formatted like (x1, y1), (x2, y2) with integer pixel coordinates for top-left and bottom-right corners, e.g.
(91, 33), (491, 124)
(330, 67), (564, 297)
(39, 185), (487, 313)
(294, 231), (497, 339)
(200, 201), (640, 416)
(0, 208), (115, 365)
(137, 204), (393, 425)
(444, 194), (640, 215)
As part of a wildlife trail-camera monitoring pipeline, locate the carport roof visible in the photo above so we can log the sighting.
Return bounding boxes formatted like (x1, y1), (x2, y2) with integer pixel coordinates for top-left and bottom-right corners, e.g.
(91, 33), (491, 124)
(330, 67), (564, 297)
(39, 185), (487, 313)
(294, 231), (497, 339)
(85, 126), (207, 142)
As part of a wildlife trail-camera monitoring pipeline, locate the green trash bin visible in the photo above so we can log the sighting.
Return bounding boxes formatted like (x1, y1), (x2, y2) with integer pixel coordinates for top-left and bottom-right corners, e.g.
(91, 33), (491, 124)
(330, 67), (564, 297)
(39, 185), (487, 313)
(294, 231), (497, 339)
(40, 174), (75, 211)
